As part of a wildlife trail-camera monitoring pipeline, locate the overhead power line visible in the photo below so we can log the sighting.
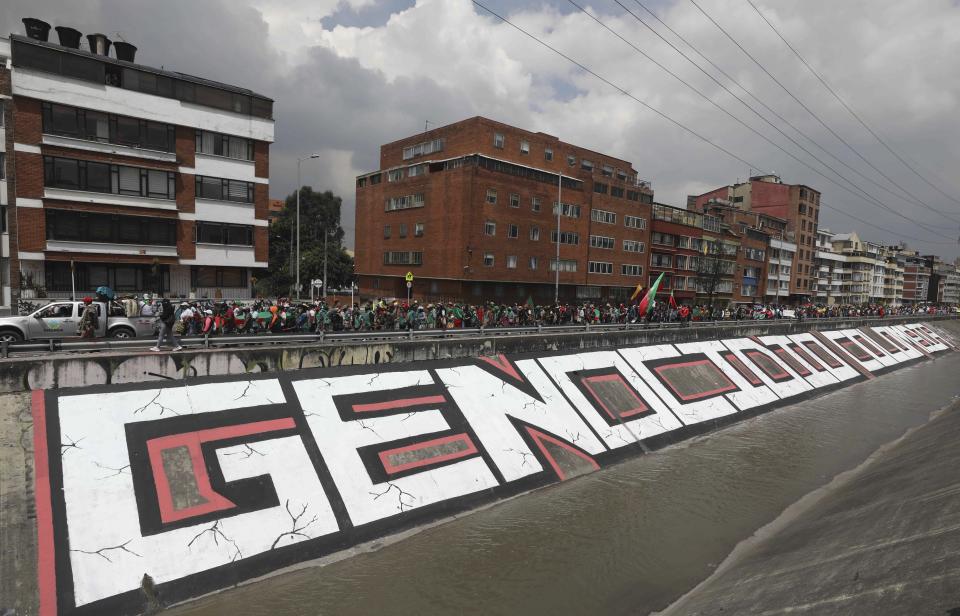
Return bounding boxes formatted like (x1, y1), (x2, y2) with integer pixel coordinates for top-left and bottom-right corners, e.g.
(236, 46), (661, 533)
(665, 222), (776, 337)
(688, 0), (960, 225)
(561, 0), (955, 239)
(745, 0), (960, 210)
(468, 0), (956, 246)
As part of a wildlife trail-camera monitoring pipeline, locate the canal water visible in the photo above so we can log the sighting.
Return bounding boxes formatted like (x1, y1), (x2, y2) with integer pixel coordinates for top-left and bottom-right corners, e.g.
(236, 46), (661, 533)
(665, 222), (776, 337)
(169, 353), (960, 616)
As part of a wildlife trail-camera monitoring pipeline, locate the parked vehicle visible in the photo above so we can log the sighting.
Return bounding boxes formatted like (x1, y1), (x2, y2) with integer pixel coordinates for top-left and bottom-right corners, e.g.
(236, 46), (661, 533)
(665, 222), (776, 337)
(0, 301), (156, 342)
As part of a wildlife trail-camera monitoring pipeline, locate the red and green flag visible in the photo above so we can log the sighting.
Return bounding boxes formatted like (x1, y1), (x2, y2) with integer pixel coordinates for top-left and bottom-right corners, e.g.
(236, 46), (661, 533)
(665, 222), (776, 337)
(638, 272), (665, 317)
(669, 289), (678, 309)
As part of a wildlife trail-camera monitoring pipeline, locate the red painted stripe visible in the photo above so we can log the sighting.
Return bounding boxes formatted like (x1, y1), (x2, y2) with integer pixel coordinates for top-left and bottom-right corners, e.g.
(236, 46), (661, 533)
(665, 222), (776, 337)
(352, 395), (446, 414)
(582, 375), (649, 419)
(654, 359), (738, 401)
(526, 427), (599, 480)
(32, 389), (57, 616)
(745, 350), (790, 379)
(379, 433), (479, 474)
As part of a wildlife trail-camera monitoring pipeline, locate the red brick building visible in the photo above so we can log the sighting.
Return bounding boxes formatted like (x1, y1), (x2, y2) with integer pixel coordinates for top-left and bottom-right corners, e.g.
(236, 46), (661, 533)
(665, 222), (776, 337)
(1, 23), (273, 313)
(690, 174), (820, 301)
(355, 117), (654, 303)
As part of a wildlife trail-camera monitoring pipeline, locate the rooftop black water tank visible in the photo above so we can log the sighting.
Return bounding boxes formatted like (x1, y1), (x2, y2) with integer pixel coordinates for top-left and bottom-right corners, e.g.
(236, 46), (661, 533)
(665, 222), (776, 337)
(86, 33), (111, 56)
(55, 26), (82, 49)
(22, 18), (51, 41)
(114, 41), (137, 62)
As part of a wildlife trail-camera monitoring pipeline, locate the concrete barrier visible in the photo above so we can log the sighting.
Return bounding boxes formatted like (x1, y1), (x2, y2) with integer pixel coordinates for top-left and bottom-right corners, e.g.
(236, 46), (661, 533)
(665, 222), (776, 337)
(6, 320), (959, 615)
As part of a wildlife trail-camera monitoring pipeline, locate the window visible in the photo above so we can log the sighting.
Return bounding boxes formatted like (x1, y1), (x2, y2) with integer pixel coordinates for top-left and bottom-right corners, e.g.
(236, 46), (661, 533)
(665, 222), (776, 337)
(383, 251), (423, 265)
(676, 236), (690, 249)
(651, 273), (672, 289)
(494, 133), (505, 149)
(485, 221), (496, 236)
(581, 159), (594, 171)
(508, 224), (519, 239)
(486, 188), (498, 204)
(602, 165), (613, 177)
(1, 205), (6, 233)
(46, 209), (177, 246)
(675, 255), (688, 270)
(610, 186), (625, 198)
(626, 190), (640, 201)
(550, 259), (578, 272)
(484, 253), (495, 267)
(415, 222), (424, 237)
(402, 138), (445, 160)
(384, 225), (391, 239)
(621, 264), (643, 276)
(550, 230), (580, 245)
(510, 193), (520, 208)
(507, 255), (518, 269)
(617, 169), (627, 181)
(591, 209), (616, 224)
(43, 102), (175, 152)
(195, 221), (254, 245)
(398, 223), (407, 238)
(588, 261), (613, 274)
(624, 215), (646, 229)
(387, 169), (404, 182)
(195, 175), (254, 203)
(195, 129), (253, 160)
(623, 240), (645, 253)
(594, 182), (608, 194)
(0, 152), (5, 180)
(732, 195), (744, 203)
(385, 193), (425, 211)
(529, 226), (541, 241)
(520, 140), (530, 154)
(532, 197), (542, 212)
(652, 232), (675, 246)
(552, 202), (581, 218)
(529, 256), (539, 270)
(407, 164), (425, 178)
(567, 154), (576, 167)
(44, 156), (176, 199)
(650, 253), (673, 267)
(589, 235), (615, 250)
(544, 148), (553, 161)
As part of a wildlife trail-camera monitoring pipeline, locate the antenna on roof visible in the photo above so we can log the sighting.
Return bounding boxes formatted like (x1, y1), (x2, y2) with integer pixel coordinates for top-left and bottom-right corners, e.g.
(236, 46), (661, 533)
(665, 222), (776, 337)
(423, 120), (433, 134)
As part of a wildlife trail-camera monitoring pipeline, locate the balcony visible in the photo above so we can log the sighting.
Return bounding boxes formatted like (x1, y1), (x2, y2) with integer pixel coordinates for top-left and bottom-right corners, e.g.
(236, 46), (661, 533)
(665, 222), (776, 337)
(45, 240), (177, 257)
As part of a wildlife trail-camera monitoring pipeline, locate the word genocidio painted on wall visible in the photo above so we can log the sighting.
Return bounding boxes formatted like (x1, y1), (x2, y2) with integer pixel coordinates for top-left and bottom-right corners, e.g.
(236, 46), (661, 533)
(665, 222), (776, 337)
(33, 323), (955, 615)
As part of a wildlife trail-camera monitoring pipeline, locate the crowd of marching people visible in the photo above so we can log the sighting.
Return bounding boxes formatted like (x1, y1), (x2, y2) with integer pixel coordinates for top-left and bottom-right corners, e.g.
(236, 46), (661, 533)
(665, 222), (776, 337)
(110, 292), (956, 344)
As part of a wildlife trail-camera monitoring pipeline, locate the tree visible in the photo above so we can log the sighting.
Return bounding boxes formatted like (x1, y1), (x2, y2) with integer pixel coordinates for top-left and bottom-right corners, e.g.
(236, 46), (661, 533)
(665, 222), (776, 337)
(256, 187), (354, 298)
(694, 239), (735, 310)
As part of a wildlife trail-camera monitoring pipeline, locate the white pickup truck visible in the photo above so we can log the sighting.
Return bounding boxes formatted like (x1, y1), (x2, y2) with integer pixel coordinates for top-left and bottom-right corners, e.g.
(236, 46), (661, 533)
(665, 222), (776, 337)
(0, 300), (157, 343)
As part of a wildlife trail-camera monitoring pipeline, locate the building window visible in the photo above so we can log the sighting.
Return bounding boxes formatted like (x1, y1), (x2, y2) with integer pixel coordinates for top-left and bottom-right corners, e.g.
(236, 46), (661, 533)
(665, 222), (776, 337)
(626, 190), (640, 201)
(624, 215), (646, 229)
(550, 259), (578, 272)
(676, 236), (690, 249)
(550, 230), (580, 245)
(402, 138), (445, 160)
(195, 129), (254, 160)
(383, 225), (391, 239)
(398, 223), (408, 238)
(552, 202), (581, 218)
(510, 193), (520, 208)
(675, 255), (688, 269)
(43, 102), (176, 152)
(529, 226), (540, 241)
(544, 148), (553, 161)
(1, 205), (6, 233)
(589, 235), (615, 249)
(195, 221), (254, 246)
(651, 273), (672, 289)
(508, 224), (519, 239)
(483, 253), (495, 267)
(567, 154), (576, 167)
(385, 193), (425, 211)
(593, 182), (608, 194)
(591, 209), (616, 224)
(485, 221), (496, 236)
(387, 169), (404, 182)
(507, 255), (518, 269)
(532, 196), (542, 212)
(195, 175), (254, 203)
(520, 140), (530, 154)
(651, 253), (673, 267)
(529, 256), (539, 270)
(588, 261), (613, 275)
(621, 264), (643, 277)
(407, 164), (426, 178)
(44, 155), (176, 200)
(623, 240), (645, 253)
(415, 222), (424, 237)
(651, 232), (675, 246)
(46, 261), (171, 293)
(610, 186), (625, 198)
(486, 188), (498, 204)
(581, 159), (594, 171)
(0, 152), (4, 180)
(494, 133), (505, 149)
(46, 209), (177, 246)
(383, 251), (423, 265)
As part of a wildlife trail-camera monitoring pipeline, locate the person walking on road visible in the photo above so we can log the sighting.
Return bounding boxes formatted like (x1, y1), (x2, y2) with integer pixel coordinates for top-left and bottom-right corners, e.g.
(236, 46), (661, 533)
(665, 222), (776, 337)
(151, 298), (182, 352)
(79, 297), (99, 338)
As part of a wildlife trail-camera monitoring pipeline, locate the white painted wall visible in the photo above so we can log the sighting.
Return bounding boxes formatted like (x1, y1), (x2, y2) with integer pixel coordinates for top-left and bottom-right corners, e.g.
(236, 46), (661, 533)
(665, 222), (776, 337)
(45, 240), (178, 258)
(188, 154), (266, 184)
(183, 244), (264, 268)
(192, 198), (263, 225)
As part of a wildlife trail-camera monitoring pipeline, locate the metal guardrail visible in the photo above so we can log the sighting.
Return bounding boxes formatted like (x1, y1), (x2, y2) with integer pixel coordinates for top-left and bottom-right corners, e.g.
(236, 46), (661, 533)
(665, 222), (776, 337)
(1, 315), (955, 358)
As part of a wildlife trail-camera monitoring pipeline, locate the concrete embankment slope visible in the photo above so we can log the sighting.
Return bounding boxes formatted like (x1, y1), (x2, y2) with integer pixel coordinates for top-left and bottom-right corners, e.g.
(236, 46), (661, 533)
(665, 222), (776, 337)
(1, 320), (956, 616)
(660, 395), (960, 616)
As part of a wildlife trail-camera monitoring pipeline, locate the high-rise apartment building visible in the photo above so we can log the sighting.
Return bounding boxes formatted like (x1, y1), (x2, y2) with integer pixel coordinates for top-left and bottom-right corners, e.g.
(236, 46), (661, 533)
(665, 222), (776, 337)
(355, 117), (654, 303)
(691, 174), (821, 301)
(0, 20), (273, 314)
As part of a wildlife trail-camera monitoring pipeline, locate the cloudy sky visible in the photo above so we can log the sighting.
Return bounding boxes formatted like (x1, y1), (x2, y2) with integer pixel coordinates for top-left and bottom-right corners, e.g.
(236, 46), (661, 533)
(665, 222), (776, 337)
(3, 0), (959, 259)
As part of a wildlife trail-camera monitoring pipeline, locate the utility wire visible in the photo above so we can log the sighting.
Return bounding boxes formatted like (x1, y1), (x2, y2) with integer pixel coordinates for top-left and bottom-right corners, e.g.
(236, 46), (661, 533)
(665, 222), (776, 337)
(688, 0), (960, 225)
(563, 0), (954, 239)
(745, 0), (960, 210)
(469, 0), (955, 246)
(622, 0), (960, 225)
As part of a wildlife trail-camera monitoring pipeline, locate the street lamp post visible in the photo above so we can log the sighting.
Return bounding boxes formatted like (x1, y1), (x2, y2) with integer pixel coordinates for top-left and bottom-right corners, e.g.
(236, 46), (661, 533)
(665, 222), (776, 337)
(296, 154), (320, 299)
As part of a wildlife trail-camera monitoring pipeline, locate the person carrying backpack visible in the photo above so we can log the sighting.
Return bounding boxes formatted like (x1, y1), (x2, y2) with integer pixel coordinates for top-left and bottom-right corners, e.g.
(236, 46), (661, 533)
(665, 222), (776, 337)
(151, 298), (182, 352)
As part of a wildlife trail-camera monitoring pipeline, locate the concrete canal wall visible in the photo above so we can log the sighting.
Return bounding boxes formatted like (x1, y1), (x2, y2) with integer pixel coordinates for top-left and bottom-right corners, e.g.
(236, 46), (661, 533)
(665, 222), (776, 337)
(2, 320), (958, 615)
